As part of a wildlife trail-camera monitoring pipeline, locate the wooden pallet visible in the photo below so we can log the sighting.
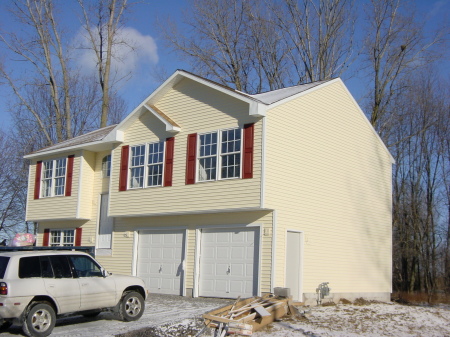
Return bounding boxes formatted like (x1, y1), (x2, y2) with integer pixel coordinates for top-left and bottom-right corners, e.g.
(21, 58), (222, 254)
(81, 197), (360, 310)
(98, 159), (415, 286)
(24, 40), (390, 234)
(202, 294), (294, 335)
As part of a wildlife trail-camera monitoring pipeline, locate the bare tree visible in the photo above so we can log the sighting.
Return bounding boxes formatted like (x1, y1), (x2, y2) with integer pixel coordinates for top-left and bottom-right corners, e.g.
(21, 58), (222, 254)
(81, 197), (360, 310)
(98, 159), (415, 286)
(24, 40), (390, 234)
(0, 130), (31, 242)
(161, 0), (355, 93)
(272, 0), (356, 83)
(77, 0), (131, 128)
(161, 0), (255, 92)
(0, 0), (73, 144)
(390, 70), (450, 297)
(362, 0), (447, 132)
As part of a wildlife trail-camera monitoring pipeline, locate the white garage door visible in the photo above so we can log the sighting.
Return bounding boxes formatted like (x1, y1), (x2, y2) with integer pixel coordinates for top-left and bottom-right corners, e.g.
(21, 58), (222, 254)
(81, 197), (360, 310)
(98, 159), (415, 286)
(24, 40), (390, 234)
(199, 227), (259, 298)
(137, 230), (185, 295)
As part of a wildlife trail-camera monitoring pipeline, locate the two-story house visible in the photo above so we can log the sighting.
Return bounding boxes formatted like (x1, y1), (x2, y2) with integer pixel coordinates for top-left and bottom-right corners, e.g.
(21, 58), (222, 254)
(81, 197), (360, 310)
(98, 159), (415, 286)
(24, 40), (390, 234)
(24, 70), (394, 304)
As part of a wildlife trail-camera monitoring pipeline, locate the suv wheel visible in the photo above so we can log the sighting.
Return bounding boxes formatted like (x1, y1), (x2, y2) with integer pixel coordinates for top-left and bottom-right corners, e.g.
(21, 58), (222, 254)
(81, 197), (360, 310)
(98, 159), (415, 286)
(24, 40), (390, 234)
(23, 302), (56, 337)
(119, 291), (144, 321)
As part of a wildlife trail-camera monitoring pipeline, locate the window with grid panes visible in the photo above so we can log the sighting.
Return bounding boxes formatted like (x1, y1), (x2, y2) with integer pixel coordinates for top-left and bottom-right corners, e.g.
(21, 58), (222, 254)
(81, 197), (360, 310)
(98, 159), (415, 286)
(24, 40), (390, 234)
(198, 128), (241, 182)
(129, 141), (165, 188)
(50, 229), (75, 247)
(41, 158), (66, 197)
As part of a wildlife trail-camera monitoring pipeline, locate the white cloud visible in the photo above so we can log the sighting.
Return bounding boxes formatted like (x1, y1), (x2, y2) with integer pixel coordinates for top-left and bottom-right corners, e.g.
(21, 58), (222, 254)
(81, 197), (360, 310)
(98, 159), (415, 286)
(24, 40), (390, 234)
(73, 26), (158, 79)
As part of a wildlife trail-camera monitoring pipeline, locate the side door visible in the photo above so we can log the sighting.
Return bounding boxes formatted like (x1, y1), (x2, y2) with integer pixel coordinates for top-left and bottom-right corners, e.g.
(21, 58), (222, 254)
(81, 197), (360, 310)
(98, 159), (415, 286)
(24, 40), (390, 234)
(68, 255), (117, 310)
(42, 255), (81, 314)
(98, 194), (113, 249)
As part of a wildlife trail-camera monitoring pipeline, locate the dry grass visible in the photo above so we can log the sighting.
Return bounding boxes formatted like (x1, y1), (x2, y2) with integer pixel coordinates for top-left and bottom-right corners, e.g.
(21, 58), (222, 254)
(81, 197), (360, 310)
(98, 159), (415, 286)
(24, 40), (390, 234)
(391, 291), (450, 305)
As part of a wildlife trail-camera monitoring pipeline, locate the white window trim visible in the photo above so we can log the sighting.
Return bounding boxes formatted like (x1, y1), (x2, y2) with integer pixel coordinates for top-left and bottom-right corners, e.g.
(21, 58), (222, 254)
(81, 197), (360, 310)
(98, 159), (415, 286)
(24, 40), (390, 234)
(197, 127), (243, 183)
(128, 141), (165, 190)
(50, 229), (75, 247)
(102, 154), (111, 178)
(41, 157), (67, 198)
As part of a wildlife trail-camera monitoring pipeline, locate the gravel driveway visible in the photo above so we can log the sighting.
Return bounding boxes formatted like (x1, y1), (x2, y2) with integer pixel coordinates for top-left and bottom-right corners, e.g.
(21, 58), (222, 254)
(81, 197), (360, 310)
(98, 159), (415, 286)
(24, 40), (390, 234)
(1, 294), (232, 337)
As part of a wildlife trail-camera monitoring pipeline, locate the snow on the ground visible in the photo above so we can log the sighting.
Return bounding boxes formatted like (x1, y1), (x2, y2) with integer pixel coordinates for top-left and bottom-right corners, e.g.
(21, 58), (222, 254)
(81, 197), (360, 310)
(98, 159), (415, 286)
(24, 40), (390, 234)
(2, 296), (449, 336)
(252, 302), (450, 337)
(139, 300), (450, 337)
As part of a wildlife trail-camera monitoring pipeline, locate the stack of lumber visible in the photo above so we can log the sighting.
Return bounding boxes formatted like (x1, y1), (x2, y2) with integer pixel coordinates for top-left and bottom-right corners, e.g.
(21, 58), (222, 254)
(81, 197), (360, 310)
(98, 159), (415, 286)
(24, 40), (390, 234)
(202, 294), (296, 336)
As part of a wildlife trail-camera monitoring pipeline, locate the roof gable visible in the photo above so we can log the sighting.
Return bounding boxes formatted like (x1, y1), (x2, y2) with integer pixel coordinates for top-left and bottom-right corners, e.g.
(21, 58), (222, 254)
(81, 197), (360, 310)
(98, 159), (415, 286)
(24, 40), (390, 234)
(24, 70), (392, 163)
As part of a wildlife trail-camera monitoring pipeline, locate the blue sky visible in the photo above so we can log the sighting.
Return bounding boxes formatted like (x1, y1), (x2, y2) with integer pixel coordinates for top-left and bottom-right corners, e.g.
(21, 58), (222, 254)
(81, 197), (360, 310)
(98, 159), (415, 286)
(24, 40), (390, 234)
(0, 0), (448, 131)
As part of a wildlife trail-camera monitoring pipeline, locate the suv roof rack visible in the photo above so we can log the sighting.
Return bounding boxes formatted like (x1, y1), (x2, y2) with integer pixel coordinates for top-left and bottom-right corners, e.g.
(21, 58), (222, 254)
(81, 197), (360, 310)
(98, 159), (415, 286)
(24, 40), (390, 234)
(0, 246), (95, 256)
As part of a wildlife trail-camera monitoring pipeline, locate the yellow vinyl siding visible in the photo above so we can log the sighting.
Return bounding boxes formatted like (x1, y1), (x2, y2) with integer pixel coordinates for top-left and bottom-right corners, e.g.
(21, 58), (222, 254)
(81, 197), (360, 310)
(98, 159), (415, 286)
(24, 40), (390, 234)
(265, 81), (392, 295)
(77, 151), (95, 219)
(26, 153), (82, 221)
(109, 78), (262, 217)
(96, 211), (274, 292)
(35, 150), (112, 248)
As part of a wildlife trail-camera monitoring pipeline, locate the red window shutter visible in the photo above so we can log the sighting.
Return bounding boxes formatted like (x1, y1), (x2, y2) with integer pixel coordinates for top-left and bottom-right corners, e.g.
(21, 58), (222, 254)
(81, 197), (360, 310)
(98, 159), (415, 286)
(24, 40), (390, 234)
(43, 229), (50, 246)
(65, 155), (75, 196)
(34, 161), (42, 200)
(185, 133), (197, 185)
(75, 228), (82, 246)
(164, 137), (175, 187)
(119, 145), (129, 191)
(243, 123), (255, 179)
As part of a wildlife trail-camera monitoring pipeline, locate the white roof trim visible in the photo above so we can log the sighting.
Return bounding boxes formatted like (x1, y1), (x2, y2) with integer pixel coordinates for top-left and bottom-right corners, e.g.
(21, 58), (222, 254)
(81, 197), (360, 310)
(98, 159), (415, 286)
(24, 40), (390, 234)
(249, 101), (266, 117)
(144, 104), (181, 133)
(145, 70), (260, 116)
(23, 139), (119, 159)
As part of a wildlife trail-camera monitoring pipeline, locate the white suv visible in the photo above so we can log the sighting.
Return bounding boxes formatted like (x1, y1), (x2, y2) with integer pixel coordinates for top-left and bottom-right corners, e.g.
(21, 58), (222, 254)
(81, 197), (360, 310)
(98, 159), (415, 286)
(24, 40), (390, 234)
(0, 250), (148, 337)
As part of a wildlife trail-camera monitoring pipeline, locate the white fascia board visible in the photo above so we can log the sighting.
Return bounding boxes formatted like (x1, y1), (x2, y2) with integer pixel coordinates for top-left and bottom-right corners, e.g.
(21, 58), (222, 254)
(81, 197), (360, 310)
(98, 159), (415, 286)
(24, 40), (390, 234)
(179, 72), (257, 107)
(143, 104), (181, 133)
(249, 102), (266, 117)
(23, 139), (121, 160)
(102, 129), (124, 142)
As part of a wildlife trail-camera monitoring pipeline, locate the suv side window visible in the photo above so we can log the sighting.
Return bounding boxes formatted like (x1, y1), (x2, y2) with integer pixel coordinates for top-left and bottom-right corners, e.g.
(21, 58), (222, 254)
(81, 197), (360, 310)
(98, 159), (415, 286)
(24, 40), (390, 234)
(19, 257), (41, 278)
(68, 255), (103, 277)
(49, 255), (73, 278)
(0, 256), (10, 278)
(40, 256), (54, 278)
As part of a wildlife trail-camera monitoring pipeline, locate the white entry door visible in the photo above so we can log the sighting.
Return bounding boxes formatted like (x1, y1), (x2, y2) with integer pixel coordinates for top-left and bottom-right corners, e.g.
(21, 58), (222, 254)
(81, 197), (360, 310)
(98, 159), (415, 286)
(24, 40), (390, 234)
(199, 227), (259, 298)
(98, 194), (113, 249)
(286, 231), (302, 300)
(137, 230), (185, 295)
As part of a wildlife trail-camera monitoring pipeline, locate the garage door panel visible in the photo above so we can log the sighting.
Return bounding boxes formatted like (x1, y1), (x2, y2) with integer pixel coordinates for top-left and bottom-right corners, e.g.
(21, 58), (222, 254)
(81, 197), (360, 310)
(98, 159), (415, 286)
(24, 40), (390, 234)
(231, 247), (244, 258)
(137, 230), (185, 295)
(217, 247), (229, 258)
(199, 227), (259, 298)
(150, 248), (162, 259)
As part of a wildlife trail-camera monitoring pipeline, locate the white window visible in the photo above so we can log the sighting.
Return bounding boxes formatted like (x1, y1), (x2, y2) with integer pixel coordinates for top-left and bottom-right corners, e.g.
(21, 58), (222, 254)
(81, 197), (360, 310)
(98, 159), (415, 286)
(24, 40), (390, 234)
(198, 128), (241, 182)
(41, 158), (66, 197)
(129, 141), (165, 189)
(102, 155), (111, 178)
(50, 229), (75, 247)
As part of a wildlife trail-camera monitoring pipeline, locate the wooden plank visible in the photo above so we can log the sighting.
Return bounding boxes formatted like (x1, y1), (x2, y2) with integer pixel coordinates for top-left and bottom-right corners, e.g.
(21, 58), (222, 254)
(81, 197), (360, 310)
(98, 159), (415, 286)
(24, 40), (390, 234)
(203, 314), (236, 324)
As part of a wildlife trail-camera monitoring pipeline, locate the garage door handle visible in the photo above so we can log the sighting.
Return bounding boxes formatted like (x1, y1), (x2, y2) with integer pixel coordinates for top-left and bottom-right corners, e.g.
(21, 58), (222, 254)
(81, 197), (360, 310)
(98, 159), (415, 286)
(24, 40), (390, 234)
(159, 264), (162, 273)
(227, 265), (231, 274)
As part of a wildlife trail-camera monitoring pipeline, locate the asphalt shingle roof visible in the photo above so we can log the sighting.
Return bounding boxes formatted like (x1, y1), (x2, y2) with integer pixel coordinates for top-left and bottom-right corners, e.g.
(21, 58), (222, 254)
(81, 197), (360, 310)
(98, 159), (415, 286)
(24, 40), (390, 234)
(31, 124), (117, 154)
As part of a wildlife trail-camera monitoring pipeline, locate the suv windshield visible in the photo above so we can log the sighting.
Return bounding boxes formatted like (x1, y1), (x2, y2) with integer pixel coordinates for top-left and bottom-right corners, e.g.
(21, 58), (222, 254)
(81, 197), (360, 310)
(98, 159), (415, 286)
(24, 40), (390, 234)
(0, 256), (10, 279)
